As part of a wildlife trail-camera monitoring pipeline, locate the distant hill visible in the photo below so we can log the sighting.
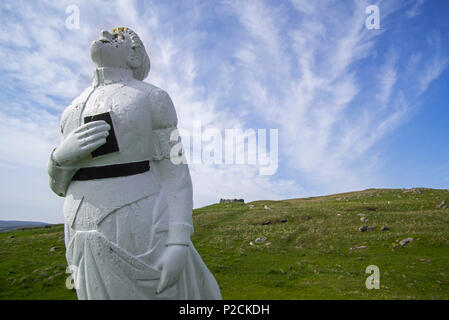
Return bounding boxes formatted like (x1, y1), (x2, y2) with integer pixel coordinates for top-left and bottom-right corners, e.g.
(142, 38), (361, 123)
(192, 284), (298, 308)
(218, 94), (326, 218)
(0, 220), (50, 232)
(1, 188), (448, 299)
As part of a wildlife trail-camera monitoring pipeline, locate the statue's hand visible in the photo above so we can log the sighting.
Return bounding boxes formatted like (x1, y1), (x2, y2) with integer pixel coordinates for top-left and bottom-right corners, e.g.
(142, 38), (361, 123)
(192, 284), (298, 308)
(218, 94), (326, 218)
(155, 244), (188, 294)
(53, 121), (110, 166)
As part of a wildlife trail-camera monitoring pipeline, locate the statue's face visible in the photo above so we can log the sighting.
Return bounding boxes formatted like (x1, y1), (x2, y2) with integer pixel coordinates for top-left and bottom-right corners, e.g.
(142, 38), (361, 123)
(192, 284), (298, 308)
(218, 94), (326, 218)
(90, 28), (134, 69)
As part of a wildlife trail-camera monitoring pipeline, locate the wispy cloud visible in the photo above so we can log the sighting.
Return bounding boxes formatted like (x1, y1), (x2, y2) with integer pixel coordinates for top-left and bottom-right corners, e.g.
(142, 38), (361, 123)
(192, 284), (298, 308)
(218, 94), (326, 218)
(0, 0), (447, 222)
(406, 0), (426, 18)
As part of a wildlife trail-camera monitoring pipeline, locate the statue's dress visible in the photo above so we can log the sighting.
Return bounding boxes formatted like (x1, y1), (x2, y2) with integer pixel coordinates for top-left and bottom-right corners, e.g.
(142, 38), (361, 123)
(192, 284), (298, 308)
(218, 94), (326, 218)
(50, 68), (221, 299)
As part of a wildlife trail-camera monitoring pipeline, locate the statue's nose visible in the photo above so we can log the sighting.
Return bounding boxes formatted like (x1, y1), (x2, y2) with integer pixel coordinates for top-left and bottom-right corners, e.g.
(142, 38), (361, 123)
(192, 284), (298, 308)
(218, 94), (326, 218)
(100, 30), (112, 41)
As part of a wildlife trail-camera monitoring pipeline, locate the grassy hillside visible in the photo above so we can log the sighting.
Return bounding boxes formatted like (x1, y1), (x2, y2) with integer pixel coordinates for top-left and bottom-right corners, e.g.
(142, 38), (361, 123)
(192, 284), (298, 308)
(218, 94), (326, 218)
(1, 188), (449, 299)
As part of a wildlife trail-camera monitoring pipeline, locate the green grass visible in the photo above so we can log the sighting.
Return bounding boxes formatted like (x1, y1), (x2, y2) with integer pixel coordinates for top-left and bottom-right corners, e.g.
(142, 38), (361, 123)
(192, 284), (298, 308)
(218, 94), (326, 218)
(1, 188), (449, 299)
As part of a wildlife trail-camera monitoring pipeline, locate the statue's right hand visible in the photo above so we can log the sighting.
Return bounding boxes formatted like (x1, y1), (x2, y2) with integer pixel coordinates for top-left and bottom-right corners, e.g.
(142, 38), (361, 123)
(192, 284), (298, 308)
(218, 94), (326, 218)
(53, 120), (110, 167)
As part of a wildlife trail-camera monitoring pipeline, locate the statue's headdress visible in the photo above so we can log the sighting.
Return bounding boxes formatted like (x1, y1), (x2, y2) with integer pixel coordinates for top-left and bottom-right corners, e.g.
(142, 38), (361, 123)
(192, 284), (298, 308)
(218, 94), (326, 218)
(113, 27), (151, 80)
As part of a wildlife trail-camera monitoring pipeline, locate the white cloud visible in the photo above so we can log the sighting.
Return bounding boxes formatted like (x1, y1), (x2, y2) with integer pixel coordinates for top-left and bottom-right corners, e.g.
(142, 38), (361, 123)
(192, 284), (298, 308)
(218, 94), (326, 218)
(0, 0), (447, 223)
(406, 0), (425, 18)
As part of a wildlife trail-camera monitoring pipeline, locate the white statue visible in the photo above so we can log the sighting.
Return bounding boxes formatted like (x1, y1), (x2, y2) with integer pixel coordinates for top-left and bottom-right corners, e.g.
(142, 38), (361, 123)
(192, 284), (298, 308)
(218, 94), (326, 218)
(47, 27), (221, 300)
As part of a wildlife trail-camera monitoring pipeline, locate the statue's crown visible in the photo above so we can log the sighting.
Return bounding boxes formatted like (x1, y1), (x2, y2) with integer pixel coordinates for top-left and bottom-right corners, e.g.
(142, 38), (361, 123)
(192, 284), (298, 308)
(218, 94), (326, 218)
(112, 27), (144, 50)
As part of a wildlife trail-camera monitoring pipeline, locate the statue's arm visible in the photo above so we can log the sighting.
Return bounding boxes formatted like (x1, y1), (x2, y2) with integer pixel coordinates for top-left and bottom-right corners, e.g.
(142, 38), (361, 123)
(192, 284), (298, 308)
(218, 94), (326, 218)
(48, 106), (110, 197)
(47, 148), (78, 197)
(149, 89), (194, 246)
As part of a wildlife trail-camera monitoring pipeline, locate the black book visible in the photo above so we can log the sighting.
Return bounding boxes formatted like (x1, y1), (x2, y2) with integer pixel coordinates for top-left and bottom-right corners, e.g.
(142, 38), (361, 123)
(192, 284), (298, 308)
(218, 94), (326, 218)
(84, 111), (120, 157)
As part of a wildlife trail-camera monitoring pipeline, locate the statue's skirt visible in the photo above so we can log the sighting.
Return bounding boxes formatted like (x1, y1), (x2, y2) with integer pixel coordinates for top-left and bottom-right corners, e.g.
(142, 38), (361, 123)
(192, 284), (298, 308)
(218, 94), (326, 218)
(63, 171), (221, 300)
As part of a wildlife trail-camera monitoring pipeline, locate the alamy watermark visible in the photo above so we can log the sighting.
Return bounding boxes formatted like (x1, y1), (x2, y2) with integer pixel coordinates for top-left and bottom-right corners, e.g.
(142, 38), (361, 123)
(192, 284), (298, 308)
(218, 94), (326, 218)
(365, 5), (380, 30)
(65, 4), (80, 30)
(66, 264), (81, 290)
(365, 265), (380, 289)
(169, 121), (278, 176)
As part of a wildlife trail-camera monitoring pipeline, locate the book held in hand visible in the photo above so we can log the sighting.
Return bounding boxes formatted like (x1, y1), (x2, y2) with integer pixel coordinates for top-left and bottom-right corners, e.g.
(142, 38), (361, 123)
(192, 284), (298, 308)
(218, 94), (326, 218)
(84, 111), (120, 157)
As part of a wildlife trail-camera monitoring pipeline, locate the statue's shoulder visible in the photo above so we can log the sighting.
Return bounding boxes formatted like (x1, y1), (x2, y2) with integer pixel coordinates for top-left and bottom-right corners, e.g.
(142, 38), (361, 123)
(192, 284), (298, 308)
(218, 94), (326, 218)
(137, 82), (176, 128)
(128, 80), (165, 96)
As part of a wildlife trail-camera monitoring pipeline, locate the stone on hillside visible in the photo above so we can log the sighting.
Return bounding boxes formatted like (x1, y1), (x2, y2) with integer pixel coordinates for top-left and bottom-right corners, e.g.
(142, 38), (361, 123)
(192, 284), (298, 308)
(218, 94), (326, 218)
(264, 205), (271, 210)
(49, 246), (61, 252)
(359, 226), (368, 232)
(360, 217), (368, 223)
(411, 188), (424, 194)
(261, 221), (271, 225)
(281, 219), (287, 223)
(7, 235), (14, 239)
(255, 237), (267, 244)
(367, 226), (377, 231)
(220, 198), (244, 204)
(350, 245), (367, 250)
(357, 213), (365, 217)
(248, 204), (254, 209)
(399, 238), (414, 247)
(436, 200), (446, 208)
(381, 226), (390, 231)
(387, 201), (392, 205)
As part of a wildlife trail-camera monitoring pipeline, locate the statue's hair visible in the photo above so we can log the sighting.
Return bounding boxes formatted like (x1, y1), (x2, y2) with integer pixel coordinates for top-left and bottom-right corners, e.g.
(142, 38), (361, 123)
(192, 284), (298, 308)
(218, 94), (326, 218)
(113, 27), (151, 80)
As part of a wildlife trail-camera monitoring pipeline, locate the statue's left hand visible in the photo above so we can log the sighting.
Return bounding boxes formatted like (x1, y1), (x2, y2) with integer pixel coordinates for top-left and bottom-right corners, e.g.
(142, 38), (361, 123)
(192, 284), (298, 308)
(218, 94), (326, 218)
(155, 244), (188, 294)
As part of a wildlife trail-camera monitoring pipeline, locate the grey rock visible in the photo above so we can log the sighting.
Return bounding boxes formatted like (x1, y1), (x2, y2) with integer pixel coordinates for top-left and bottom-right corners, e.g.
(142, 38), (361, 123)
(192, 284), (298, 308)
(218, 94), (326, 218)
(261, 221), (271, 225)
(220, 198), (244, 204)
(350, 245), (367, 250)
(359, 226), (368, 232)
(49, 246), (61, 252)
(381, 226), (390, 231)
(399, 238), (414, 247)
(436, 200), (446, 209)
(255, 237), (267, 244)
(367, 226), (377, 231)
(7, 235), (15, 239)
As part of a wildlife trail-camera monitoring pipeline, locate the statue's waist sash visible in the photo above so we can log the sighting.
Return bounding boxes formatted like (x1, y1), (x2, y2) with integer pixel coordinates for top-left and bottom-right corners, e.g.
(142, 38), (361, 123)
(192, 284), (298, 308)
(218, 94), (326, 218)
(72, 160), (150, 181)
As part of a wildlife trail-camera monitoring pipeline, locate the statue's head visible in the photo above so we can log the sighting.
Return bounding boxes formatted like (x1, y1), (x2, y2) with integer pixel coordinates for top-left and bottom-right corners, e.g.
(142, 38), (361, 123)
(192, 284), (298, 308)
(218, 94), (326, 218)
(90, 27), (150, 80)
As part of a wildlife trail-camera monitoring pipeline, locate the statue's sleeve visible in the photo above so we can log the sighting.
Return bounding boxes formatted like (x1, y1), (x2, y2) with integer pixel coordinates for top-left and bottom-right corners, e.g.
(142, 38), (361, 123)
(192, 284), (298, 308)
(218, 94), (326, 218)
(47, 109), (77, 197)
(150, 89), (179, 160)
(149, 89), (194, 246)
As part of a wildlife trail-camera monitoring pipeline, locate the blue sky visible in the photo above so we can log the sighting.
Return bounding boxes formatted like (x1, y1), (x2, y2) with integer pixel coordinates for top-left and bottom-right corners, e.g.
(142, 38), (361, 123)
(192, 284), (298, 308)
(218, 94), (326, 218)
(0, 0), (448, 223)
